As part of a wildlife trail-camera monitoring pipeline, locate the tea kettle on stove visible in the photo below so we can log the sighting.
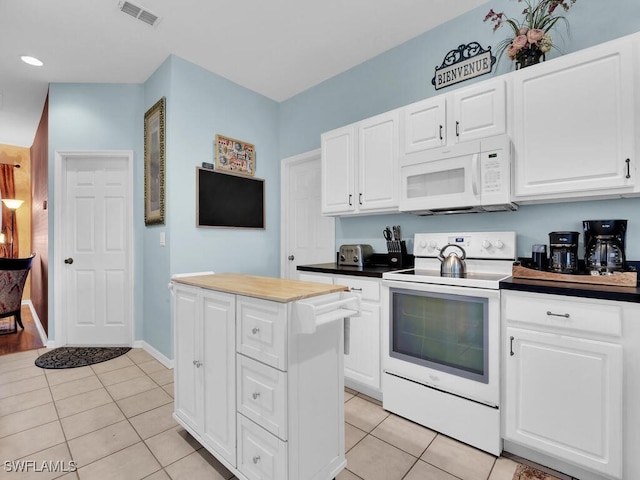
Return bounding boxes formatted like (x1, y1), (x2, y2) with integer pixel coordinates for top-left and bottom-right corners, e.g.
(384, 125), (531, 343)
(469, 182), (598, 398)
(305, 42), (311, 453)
(438, 244), (467, 277)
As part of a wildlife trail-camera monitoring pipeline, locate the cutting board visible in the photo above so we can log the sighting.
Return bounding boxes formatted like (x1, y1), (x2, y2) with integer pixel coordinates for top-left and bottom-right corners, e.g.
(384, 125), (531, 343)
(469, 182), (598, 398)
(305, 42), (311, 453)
(512, 264), (637, 287)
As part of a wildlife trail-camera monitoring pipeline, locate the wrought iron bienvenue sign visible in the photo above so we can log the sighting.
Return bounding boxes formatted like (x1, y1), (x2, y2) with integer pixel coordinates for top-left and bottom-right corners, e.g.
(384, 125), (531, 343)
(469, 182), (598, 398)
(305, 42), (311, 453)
(432, 42), (496, 90)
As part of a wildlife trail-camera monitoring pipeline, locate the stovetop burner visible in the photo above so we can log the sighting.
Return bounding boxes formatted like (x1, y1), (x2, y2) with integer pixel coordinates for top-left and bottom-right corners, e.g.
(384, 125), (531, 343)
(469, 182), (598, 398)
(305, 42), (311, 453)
(382, 231), (517, 290)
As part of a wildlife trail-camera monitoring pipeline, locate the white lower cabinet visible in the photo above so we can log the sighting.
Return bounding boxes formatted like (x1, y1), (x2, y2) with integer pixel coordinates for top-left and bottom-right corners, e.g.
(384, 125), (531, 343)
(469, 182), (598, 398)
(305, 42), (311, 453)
(298, 271), (382, 399)
(173, 282), (347, 480)
(502, 291), (625, 479)
(174, 286), (236, 464)
(338, 276), (381, 398)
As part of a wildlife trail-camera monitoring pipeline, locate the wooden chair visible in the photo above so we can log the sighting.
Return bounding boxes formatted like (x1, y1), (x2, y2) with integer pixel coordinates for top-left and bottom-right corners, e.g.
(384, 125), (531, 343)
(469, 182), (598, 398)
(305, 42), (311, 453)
(0, 254), (35, 335)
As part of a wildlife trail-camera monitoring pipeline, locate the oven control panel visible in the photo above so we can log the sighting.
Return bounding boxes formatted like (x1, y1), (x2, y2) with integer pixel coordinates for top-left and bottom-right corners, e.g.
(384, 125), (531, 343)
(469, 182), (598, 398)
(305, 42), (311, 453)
(414, 231), (516, 260)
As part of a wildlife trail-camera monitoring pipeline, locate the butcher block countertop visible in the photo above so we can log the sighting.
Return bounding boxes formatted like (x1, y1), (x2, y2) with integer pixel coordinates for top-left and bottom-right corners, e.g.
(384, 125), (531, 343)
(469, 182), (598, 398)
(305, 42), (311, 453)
(172, 273), (349, 303)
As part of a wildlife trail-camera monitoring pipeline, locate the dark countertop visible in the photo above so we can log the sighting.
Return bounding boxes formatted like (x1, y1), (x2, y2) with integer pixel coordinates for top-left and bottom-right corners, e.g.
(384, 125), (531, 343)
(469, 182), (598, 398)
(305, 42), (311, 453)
(298, 253), (413, 278)
(297, 262), (406, 278)
(500, 276), (640, 303)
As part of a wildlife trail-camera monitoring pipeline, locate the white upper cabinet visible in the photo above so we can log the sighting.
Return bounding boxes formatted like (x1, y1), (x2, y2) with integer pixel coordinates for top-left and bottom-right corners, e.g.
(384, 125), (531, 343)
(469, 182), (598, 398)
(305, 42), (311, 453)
(401, 96), (447, 153)
(401, 78), (506, 154)
(321, 110), (399, 216)
(511, 35), (637, 201)
(321, 124), (356, 215)
(452, 78), (507, 144)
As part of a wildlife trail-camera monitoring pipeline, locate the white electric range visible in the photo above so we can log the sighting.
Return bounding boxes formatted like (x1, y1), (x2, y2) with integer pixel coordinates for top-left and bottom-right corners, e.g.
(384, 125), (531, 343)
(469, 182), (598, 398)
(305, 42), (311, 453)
(381, 231), (516, 455)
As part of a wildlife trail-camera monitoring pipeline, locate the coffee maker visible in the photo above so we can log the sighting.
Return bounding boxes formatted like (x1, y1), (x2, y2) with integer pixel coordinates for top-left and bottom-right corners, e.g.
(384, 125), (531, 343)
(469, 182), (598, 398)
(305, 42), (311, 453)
(549, 231), (580, 274)
(583, 220), (627, 274)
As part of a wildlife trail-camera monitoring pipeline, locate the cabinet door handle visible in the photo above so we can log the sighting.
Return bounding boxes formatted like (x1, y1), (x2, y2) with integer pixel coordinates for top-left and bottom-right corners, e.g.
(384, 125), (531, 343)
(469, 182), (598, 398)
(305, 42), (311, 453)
(348, 194), (353, 206)
(626, 158), (631, 179)
(546, 311), (570, 318)
(192, 360), (203, 368)
(251, 327), (260, 335)
(455, 121), (460, 137)
(252, 392), (261, 400)
(509, 336), (515, 356)
(359, 193), (363, 205)
(439, 124), (443, 140)
(252, 456), (261, 464)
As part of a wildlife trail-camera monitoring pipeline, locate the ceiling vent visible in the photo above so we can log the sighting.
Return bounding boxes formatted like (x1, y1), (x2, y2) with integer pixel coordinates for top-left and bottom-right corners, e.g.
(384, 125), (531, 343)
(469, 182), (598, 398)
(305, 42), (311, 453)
(118, 1), (160, 27)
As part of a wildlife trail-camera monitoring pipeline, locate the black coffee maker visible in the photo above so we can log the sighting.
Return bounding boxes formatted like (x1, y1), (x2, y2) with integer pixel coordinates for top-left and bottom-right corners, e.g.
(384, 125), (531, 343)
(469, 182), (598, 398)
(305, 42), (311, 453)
(549, 231), (580, 274)
(583, 220), (627, 274)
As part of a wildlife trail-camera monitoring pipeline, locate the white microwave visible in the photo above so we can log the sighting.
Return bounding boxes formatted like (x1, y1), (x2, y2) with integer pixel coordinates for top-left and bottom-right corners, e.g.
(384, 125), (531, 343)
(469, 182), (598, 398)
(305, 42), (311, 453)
(399, 134), (517, 215)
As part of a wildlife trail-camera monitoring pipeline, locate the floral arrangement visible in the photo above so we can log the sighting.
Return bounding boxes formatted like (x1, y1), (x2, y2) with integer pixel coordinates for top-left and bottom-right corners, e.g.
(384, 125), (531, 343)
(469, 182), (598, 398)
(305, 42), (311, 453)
(484, 0), (577, 68)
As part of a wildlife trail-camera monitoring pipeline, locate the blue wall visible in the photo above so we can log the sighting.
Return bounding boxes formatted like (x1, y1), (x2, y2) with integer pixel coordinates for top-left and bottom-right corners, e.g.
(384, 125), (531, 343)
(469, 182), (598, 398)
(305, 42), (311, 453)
(48, 83), (144, 342)
(278, 1), (640, 260)
(49, 57), (279, 359)
(47, 1), (640, 358)
(146, 56), (279, 358)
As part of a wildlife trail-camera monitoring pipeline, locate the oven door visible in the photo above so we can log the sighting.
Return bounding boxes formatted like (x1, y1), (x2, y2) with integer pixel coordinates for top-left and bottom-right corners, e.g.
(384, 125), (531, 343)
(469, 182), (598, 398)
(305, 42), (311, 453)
(382, 280), (500, 407)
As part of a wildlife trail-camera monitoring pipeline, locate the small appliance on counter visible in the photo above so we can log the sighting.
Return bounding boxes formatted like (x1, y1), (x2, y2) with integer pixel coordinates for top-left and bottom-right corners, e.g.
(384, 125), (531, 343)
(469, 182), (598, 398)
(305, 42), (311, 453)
(383, 225), (408, 268)
(583, 220), (627, 274)
(531, 244), (548, 271)
(548, 231), (580, 274)
(338, 244), (373, 267)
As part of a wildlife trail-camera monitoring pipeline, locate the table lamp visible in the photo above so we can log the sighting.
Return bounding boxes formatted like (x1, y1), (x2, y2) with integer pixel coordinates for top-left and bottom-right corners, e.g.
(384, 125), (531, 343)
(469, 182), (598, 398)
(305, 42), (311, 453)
(2, 199), (24, 258)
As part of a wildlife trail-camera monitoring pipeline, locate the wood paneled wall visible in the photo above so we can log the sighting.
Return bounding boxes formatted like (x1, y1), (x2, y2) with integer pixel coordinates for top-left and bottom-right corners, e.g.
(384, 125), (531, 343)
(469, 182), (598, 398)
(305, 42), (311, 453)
(29, 93), (49, 334)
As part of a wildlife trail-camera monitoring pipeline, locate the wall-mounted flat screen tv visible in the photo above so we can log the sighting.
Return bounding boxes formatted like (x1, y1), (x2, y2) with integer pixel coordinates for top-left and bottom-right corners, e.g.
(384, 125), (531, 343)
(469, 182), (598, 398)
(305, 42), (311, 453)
(197, 167), (265, 229)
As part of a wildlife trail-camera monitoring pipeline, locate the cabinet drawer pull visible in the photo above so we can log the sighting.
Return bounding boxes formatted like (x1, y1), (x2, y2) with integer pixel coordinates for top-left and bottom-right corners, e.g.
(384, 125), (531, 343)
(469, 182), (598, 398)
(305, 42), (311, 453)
(252, 455), (261, 464)
(626, 158), (631, 179)
(251, 327), (260, 335)
(546, 311), (570, 318)
(252, 392), (261, 400)
(350, 287), (363, 292)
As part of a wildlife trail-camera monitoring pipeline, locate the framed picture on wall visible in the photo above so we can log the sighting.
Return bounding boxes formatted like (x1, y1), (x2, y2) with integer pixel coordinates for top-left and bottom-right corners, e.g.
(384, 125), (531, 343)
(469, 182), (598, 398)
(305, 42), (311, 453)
(144, 97), (166, 225)
(215, 134), (255, 176)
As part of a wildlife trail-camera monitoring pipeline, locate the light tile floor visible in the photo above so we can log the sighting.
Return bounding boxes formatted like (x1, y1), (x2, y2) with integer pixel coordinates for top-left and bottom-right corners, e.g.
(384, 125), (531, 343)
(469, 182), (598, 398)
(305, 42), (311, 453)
(0, 348), (545, 480)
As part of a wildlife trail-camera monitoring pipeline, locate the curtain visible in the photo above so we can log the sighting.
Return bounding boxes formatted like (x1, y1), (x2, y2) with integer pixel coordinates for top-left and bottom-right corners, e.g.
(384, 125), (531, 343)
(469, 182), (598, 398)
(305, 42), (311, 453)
(0, 165), (17, 258)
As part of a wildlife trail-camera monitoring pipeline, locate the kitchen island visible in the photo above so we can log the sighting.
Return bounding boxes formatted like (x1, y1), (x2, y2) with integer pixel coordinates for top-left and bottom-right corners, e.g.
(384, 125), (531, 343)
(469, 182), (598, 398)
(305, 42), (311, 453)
(170, 273), (358, 480)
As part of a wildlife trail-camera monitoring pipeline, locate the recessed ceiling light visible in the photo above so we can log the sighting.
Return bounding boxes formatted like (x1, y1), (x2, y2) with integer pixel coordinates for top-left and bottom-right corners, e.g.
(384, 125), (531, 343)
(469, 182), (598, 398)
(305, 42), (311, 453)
(21, 55), (44, 67)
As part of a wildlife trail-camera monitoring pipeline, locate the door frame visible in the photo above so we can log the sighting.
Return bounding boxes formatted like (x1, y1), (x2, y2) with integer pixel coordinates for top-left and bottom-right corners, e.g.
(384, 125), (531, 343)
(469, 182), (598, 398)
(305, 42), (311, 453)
(280, 149), (334, 279)
(53, 150), (135, 347)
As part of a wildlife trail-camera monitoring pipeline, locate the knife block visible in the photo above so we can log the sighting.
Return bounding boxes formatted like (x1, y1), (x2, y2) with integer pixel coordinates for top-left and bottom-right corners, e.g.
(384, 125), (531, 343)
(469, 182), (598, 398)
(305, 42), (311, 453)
(387, 241), (407, 268)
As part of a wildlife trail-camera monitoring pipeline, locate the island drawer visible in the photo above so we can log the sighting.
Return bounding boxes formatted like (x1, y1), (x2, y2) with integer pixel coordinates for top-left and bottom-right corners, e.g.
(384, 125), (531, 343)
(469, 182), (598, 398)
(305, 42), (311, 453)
(237, 414), (287, 480)
(237, 296), (288, 370)
(237, 353), (288, 440)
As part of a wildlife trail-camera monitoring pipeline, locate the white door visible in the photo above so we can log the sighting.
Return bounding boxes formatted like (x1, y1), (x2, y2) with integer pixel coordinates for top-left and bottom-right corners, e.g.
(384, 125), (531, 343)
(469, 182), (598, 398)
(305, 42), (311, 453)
(281, 150), (335, 279)
(55, 151), (133, 346)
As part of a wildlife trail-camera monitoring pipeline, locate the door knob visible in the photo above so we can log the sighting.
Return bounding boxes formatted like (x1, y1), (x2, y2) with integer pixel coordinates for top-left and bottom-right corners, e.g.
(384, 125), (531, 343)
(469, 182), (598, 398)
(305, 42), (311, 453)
(64, 258), (74, 264)
(288, 255), (295, 261)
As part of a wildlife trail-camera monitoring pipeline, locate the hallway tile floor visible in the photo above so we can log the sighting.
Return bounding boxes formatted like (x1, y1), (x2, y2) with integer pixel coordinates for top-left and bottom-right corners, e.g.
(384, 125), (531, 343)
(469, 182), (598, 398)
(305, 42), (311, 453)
(0, 348), (558, 480)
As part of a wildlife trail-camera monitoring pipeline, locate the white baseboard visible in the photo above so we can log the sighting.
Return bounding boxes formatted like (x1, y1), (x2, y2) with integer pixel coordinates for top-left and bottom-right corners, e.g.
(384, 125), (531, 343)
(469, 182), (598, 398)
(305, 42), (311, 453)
(133, 340), (174, 369)
(22, 300), (50, 349)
